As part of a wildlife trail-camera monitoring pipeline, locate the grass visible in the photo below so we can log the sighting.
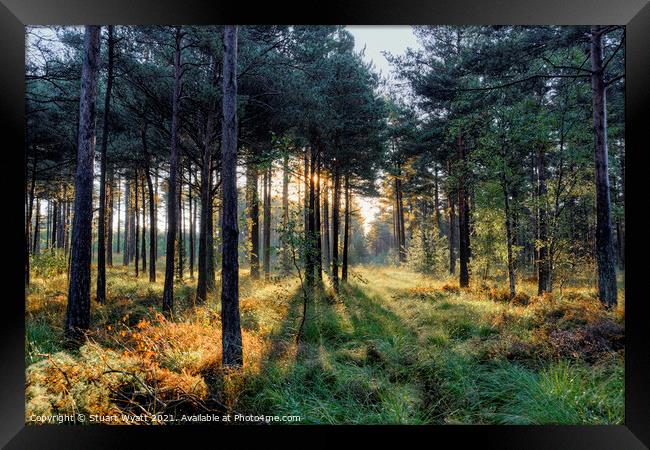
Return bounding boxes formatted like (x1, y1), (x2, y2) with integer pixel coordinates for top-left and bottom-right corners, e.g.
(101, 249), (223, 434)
(25, 262), (624, 425)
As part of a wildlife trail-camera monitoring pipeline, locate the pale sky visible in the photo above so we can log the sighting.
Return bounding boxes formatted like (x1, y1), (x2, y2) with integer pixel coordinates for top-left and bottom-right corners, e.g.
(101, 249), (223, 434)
(347, 25), (420, 85)
(346, 26), (420, 233)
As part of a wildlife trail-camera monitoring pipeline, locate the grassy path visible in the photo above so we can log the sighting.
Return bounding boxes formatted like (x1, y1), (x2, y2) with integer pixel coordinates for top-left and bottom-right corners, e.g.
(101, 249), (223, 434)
(244, 267), (624, 424)
(25, 265), (624, 425)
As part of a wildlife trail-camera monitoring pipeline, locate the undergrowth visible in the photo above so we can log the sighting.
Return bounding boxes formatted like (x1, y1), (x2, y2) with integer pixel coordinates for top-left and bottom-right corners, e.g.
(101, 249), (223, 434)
(25, 265), (624, 424)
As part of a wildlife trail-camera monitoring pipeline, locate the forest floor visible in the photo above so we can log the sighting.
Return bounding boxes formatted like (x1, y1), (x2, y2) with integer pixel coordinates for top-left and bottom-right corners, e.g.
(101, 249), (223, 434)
(25, 261), (625, 425)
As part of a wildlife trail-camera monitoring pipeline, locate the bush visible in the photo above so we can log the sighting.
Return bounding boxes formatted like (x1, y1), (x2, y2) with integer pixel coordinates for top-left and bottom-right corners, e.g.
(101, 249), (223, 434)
(30, 250), (67, 278)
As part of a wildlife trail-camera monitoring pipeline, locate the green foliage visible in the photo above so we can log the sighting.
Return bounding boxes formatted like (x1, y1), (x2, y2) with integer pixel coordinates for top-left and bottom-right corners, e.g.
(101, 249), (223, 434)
(29, 250), (68, 279)
(407, 224), (447, 275)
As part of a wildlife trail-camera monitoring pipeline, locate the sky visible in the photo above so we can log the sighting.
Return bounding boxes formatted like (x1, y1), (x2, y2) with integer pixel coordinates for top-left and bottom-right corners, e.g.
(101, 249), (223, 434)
(346, 26), (420, 233)
(347, 26), (420, 82)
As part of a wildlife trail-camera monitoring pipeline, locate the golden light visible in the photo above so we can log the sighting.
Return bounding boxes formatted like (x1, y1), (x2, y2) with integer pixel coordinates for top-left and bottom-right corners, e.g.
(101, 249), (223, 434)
(312, 173), (319, 183)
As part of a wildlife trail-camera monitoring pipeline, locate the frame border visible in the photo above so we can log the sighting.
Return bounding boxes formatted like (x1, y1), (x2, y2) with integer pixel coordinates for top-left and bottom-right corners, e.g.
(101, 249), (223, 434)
(2, 0), (648, 447)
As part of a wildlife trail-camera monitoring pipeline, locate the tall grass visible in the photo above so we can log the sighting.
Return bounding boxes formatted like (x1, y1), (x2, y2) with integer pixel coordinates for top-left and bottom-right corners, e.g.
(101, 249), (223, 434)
(25, 265), (624, 424)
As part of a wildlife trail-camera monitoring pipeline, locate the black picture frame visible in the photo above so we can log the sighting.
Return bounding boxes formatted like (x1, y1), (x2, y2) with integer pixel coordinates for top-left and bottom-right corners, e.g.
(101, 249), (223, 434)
(2, 0), (648, 447)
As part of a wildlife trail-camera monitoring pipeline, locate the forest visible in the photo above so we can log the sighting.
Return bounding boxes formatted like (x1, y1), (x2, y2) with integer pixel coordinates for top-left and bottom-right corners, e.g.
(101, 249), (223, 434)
(25, 25), (625, 425)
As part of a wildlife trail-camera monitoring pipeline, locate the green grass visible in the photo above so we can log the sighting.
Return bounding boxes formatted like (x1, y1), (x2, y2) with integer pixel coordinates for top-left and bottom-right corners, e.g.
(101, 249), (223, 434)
(25, 265), (624, 424)
(239, 267), (624, 424)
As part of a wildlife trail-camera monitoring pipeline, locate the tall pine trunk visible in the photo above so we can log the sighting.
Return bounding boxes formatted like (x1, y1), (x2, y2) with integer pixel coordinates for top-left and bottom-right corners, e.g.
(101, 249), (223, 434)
(176, 163), (184, 281)
(322, 172), (331, 272)
(457, 131), (471, 288)
(303, 148), (309, 266)
(590, 26), (618, 308)
(116, 175), (121, 255)
(331, 166), (341, 294)
(220, 25), (243, 367)
(537, 145), (551, 294)
(263, 166), (271, 281)
(107, 167), (114, 266)
(197, 58), (218, 303)
(434, 164), (443, 236)
(197, 158), (212, 303)
(96, 25), (114, 304)
(141, 172), (147, 273)
(45, 200), (51, 250)
(281, 154), (290, 273)
(306, 144), (316, 290)
(134, 174), (139, 277)
(64, 25), (101, 345)
(123, 179), (130, 265)
(206, 167), (216, 291)
(502, 166), (516, 298)
(32, 197), (41, 254)
(315, 148), (322, 281)
(342, 174), (350, 282)
(248, 164), (260, 279)
(397, 178), (406, 263)
(162, 26), (183, 316)
(189, 169), (194, 278)
(142, 123), (157, 282)
(51, 201), (58, 250)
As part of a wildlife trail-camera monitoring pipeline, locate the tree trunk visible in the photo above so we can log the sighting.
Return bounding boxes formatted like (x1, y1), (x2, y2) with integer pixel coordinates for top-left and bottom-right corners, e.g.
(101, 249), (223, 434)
(394, 174), (405, 263)
(65, 198), (71, 255)
(281, 154), (290, 273)
(322, 172), (331, 272)
(129, 184), (136, 263)
(135, 173), (140, 277)
(537, 145), (551, 295)
(502, 169), (516, 298)
(617, 151), (625, 270)
(315, 148), (322, 281)
(342, 174), (350, 282)
(192, 174), (198, 276)
(65, 25), (101, 345)
(45, 200), (51, 250)
(434, 164), (443, 236)
(393, 179), (400, 259)
(141, 172), (147, 273)
(162, 26), (183, 316)
(57, 189), (66, 249)
(457, 131), (470, 288)
(176, 163), (184, 281)
(32, 197), (41, 255)
(142, 124), (157, 282)
(196, 61), (218, 302)
(107, 167), (114, 266)
(220, 25), (243, 367)
(51, 201), (58, 250)
(206, 168), (216, 291)
(263, 166), (271, 281)
(26, 143), (40, 282)
(590, 26), (618, 308)
(123, 179), (130, 265)
(116, 174), (121, 255)
(332, 166), (341, 294)
(189, 167), (194, 279)
(247, 164), (260, 279)
(306, 144), (316, 290)
(530, 152), (539, 276)
(197, 160), (214, 303)
(96, 25), (114, 304)
(303, 148), (309, 266)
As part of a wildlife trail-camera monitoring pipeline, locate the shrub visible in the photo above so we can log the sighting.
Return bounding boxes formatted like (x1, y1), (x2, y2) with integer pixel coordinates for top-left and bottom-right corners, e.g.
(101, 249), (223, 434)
(30, 251), (67, 279)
